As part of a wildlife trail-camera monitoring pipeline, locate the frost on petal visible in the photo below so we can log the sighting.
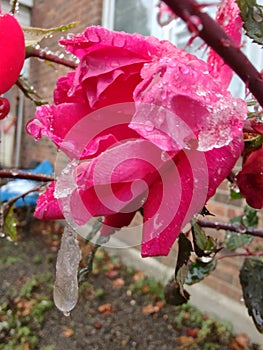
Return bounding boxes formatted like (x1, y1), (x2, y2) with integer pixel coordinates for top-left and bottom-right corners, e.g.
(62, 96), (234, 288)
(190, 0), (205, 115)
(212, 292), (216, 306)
(34, 182), (64, 220)
(53, 225), (81, 315)
(237, 146), (263, 209)
(26, 103), (92, 158)
(59, 26), (171, 109)
(131, 55), (247, 152)
(60, 26), (163, 60)
(207, 0), (243, 88)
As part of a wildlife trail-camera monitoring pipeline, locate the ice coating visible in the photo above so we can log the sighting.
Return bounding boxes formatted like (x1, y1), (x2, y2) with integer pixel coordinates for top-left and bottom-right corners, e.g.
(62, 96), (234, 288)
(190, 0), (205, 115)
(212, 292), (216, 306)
(53, 225), (81, 315)
(130, 55), (247, 152)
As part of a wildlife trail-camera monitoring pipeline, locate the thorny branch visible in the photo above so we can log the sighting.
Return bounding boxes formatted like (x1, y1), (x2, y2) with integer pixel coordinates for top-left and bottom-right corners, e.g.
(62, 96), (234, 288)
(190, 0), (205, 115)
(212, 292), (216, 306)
(10, 0), (18, 14)
(0, 170), (54, 182)
(197, 218), (263, 238)
(163, 0), (263, 108)
(26, 47), (77, 69)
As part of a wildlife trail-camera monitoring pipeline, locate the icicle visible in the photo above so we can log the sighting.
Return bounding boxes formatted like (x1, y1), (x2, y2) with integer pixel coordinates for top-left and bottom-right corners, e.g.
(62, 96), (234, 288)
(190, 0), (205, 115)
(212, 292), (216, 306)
(53, 224), (81, 316)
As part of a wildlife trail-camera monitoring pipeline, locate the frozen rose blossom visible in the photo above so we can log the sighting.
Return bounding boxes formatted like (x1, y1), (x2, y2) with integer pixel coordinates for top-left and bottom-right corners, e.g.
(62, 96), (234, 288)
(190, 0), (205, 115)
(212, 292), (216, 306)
(27, 1), (247, 257)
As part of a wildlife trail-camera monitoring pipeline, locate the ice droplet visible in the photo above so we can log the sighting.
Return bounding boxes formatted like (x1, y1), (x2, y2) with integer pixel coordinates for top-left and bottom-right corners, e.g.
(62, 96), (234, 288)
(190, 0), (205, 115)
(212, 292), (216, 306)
(144, 120), (154, 132)
(53, 225), (82, 315)
(161, 151), (170, 162)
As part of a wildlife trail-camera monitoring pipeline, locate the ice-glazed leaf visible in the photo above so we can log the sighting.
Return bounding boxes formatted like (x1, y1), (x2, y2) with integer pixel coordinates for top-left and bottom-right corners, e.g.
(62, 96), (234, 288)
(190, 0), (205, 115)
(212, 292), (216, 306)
(225, 231), (253, 251)
(192, 222), (217, 257)
(185, 259), (217, 285)
(23, 22), (79, 47)
(53, 225), (81, 316)
(240, 258), (263, 333)
(230, 188), (243, 199)
(4, 206), (17, 241)
(243, 205), (259, 227)
(17, 76), (47, 106)
(225, 206), (258, 251)
(237, 0), (263, 45)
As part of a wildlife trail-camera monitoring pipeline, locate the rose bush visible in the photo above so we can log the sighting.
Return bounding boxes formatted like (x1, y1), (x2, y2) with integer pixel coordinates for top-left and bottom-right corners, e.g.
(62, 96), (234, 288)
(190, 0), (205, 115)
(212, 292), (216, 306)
(26, 0), (248, 257)
(0, 7), (25, 119)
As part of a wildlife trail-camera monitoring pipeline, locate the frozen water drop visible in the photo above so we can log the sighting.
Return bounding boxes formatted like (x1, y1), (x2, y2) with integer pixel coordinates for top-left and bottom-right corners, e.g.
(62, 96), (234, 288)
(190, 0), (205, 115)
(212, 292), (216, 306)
(179, 65), (189, 74)
(161, 151), (170, 162)
(144, 120), (154, 132)
(189, 15), (203, 31)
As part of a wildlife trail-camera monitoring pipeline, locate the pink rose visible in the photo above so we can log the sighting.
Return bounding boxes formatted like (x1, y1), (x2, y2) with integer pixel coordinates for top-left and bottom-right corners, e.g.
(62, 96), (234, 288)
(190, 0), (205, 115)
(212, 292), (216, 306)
(27, 0), (247, 257)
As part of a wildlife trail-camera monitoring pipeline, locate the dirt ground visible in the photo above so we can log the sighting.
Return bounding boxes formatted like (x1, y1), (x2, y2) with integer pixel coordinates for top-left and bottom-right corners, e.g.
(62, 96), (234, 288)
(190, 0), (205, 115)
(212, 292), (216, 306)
(0, 216), (261, 350)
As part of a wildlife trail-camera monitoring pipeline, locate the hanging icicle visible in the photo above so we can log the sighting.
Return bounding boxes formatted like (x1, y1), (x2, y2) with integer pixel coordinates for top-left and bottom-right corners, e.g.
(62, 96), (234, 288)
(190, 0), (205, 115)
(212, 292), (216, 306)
(53, 224), (81, 316)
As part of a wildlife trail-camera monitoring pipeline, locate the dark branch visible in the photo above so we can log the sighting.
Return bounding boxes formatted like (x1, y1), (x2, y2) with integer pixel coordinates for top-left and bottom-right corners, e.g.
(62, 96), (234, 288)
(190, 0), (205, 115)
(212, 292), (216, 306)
(163, 0), (263, 108)
(0, 170), (53, 182)
(197, 218), (263, 238)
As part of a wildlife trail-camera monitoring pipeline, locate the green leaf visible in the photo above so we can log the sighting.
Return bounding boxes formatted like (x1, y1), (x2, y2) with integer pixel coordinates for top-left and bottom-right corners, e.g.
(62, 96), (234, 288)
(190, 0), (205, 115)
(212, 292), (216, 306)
(23, 22), (79, 47)
(237, 0), (263, 45)
(225, 231), (253, 251)
(240, 258), (263, 333)
(17, 76), (47, 106)
(192, 222), (217, 257)
(230, 189), (243, 200)
(243, 205), (259, 228)
(225, 206), (258, 251)
(185, 259), (217, 285)
(4, 206), (17, 241)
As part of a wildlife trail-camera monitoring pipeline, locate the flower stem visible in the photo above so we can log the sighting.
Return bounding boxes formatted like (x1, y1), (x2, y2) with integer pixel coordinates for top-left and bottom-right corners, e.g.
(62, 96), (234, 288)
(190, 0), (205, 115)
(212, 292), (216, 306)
(163, 0), (263, 108)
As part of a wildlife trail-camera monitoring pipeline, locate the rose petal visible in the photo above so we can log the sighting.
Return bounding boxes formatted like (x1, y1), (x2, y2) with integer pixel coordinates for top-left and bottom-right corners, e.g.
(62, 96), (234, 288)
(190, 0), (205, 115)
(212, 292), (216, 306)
(207, 0), (243, 87)
(34, 182), (64, 220)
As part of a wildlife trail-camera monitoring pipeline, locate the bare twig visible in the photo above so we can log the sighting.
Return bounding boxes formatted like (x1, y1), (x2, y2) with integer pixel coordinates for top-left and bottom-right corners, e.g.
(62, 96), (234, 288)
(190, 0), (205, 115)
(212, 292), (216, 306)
(0, 170), (53, 182)
(10, 0), (18, 14)
(163, 0), (263, 108)
(197, 218), (263, 238)
(26, 47), (77, 69)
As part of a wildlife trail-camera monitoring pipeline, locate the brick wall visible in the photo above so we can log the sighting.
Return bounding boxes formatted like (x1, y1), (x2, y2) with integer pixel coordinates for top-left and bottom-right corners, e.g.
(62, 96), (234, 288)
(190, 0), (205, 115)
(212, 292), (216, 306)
(21, 0), (263, 304)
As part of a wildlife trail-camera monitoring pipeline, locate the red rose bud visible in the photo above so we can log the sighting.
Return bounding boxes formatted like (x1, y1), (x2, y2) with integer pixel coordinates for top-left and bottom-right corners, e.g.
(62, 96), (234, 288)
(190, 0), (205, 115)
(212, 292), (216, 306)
(0, 97), (10, 119)
(0, 12), (25, 94)
(237, 146), (263, 209)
